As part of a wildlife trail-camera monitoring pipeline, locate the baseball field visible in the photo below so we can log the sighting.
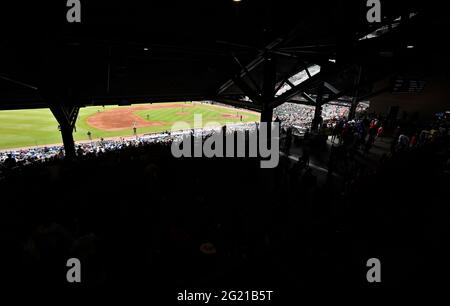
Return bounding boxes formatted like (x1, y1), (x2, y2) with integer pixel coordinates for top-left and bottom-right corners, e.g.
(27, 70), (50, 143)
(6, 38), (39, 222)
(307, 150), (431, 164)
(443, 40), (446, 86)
(0, 102), (260, 150)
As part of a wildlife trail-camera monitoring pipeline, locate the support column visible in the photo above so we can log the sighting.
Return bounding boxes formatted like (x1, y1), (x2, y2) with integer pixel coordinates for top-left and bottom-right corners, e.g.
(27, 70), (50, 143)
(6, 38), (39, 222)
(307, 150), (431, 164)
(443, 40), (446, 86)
(60, 123), (76, 160)
(348, 99), (358, 121)
(348, 66), (363, 121)
(50, 103), (79, 160)
(260, 55), (277, 123)
(311, 82), (324, 132)
(260, 106), (273, 123)
(259, 54), (277, 223)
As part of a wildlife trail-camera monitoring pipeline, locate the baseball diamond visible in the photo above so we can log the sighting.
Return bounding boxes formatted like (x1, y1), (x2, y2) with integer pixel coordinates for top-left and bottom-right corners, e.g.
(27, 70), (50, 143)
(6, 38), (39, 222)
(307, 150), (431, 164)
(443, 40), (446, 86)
(0, 102), (259, 150)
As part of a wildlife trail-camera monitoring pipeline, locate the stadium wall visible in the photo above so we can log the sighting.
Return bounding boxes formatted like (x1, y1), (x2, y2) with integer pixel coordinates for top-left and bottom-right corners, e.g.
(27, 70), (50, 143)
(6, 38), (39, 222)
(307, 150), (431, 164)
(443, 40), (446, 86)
(369, 76), (450, 119)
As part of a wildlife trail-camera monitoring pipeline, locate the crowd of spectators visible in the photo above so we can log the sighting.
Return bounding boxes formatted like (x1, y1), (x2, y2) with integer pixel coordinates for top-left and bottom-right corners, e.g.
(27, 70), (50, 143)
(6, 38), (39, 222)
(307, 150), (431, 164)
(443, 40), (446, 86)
(0, 123), (258, 169)
(273, 103), (315, 129)
(327, 113), (450, 288)
(273, 102), (369, 129)
(1, 101), (371, 168)
(0, 106), (449, 290)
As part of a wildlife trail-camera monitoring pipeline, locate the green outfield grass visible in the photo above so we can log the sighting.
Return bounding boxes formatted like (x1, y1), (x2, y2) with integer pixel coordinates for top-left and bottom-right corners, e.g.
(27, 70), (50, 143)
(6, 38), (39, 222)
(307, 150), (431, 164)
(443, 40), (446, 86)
(134, 103), (258, 130)
(0, 102), (259, 150)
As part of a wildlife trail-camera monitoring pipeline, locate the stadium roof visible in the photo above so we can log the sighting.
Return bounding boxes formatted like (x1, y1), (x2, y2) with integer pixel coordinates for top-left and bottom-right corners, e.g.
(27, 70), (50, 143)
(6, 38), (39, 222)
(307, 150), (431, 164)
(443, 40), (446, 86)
(0, 0), (448, 111)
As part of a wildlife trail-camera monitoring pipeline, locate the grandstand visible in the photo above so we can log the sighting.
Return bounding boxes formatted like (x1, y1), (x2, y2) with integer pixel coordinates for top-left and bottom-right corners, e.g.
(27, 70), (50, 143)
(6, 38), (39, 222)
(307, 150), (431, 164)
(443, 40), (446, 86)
(1, 0), (449, 296)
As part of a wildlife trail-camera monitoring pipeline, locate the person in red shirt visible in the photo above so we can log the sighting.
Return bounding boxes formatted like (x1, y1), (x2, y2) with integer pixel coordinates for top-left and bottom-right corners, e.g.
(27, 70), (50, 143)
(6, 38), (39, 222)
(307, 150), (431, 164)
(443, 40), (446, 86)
(377, 125), (384, 139)
(410, 133), (418, 147)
